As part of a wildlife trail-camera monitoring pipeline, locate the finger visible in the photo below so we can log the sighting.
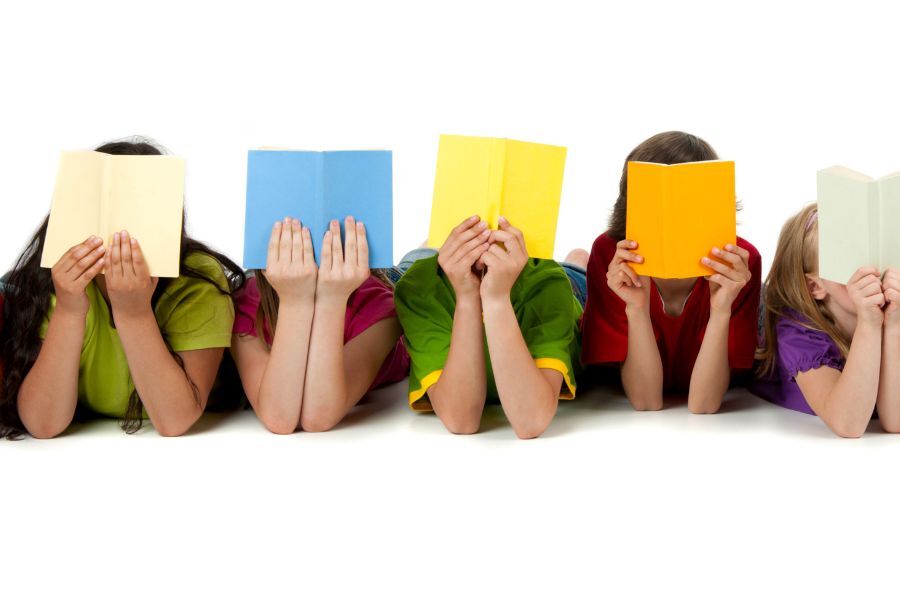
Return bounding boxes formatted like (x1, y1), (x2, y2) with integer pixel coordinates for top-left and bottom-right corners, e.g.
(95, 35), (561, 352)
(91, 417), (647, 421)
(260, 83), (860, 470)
(130, 237), (148, 278)
(344, 216), (358, 265)
(711, 247), (747, 271)
(614, 248), (644, 265)
(330, 219), (343, 266)
(849, 267), (880, 285)
(356, 221), (369, 269)
(321, 230), (333, 271)
(443, 219), (487, 256)
(498, 216), (526, 255)
(701, 256), (739, 279)
(861, 281), (883, 298)
(279, 217), (292, 263)
(302, 226), (314, 265)
(62, 236), (103, 273)
(708, 274), (730, 287)
(291, 219), (302, 264)
(452, 229), (491, 262)
(450, 215), (481, 238)
(487, 244), (510, 261)
(120, 231), (135, 276)
(480, 249), (498, 268)
(616, 239), (639, 251)
(723, 243), (750, 263)
(886, 289), (900, 304)
(619, 263), (642, 287)
(70, 244), (106, 280)
(460, 241), (491, 268)
(109, 232), (122, 278)
(268, 221), (282, 267)
(75, 256), (105, 285)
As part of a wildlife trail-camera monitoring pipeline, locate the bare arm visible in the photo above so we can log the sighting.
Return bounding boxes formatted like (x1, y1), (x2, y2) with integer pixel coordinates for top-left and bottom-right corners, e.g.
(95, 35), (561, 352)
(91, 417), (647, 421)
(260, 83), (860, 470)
(301, 217), (400, 431)
(18, 236), (106, 438)
(688, 244), (752, 414)
(877, 268), (900, 432)
(427, 216), (491, 434)
(233, 218), (316, 434)
(107, 231), (223, 437)
(798, 267), (884, 438)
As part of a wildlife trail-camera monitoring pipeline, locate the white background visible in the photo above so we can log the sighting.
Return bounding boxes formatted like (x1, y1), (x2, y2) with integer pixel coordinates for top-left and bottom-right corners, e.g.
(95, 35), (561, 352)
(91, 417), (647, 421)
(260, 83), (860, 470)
(2, 1), (900, 598)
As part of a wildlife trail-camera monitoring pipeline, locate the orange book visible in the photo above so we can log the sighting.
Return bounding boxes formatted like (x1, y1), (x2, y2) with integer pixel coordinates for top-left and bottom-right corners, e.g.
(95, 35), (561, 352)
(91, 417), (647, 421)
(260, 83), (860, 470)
(625, 160), (736, 279)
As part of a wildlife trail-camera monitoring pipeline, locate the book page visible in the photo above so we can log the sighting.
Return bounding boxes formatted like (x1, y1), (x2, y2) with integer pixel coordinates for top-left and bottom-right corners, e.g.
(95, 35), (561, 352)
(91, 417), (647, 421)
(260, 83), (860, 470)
(243, 150), (321, 269)
(626, 162), (667, 277)
(323, 150), (394, 268)
(40, 150), (105, 269)
(427, 135), (496, 249)
(500, 140), (566, 259)
(878, 172), (900, 274)
(107, 155), (185, 277)
(817, 166), (874, 283)
(663, 161), (736, 279)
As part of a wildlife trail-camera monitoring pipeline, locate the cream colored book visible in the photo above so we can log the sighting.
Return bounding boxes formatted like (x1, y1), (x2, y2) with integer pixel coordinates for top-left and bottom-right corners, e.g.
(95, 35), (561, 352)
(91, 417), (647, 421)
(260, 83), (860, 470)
(41, 150), (185, 277)
(817, 166), (900, 283)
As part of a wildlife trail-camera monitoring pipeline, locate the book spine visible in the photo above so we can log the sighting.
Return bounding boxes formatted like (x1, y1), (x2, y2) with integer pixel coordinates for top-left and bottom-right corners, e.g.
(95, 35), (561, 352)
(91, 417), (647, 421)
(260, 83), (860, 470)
(100, 153), (112, 244)
(660, 166), (668, 277)
(486, 138), (506, 229)
(871, 181), (881, 271)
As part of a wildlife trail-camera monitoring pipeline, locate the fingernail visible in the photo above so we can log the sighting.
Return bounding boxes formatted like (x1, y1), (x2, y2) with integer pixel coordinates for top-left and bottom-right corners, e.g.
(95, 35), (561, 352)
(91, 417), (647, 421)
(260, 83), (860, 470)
(113, 232), (119, 241)
(470, 215), (479, 222)
(712, 248), (721, 255)
(630, 241), (637, 248)
(357, 221), (364, 227)
(725, 244), (734, 251)
(97, 246), (105, 253)
(481, 230), (490, 237)
(130, 238), (137, 245)
(701, 258), (712, 265)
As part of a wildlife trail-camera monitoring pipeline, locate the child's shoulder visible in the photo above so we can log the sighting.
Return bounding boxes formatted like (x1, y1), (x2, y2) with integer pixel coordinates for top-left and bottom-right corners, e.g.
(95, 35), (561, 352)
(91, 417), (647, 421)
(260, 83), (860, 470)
(395, 255), (443, 296)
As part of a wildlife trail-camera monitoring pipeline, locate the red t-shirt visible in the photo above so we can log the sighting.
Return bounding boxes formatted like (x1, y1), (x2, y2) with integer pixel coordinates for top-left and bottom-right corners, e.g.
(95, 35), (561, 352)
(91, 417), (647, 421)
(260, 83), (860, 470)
(233, 276), (409, 390)
(581, 232), (761, 392)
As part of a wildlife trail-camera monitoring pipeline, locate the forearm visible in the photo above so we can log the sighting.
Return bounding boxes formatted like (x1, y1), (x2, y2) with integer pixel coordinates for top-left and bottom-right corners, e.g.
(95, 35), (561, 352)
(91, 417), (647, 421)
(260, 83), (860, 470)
(877, 324), (900, 431)
(256, 300), (315, 433)
(429, 294), (487, 430)
(17, 308), (85, 438)
(688, 310), (731, 414)
(621, 306), (664, 410)
(483, 296), (558, 438)
(821, 322), (881, 435)
(115, 311), (210, 436)
(301, 297), (351, 430)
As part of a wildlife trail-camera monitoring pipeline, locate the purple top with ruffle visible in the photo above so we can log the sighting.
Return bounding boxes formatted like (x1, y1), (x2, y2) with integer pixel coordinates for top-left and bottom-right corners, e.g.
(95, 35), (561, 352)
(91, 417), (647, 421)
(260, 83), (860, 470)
(750, 308), (845, 415)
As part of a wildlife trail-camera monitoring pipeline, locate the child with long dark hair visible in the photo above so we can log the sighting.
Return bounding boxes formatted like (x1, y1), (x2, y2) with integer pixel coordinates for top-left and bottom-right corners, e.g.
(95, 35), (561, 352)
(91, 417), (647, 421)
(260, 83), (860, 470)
(0, 138), (244, 439)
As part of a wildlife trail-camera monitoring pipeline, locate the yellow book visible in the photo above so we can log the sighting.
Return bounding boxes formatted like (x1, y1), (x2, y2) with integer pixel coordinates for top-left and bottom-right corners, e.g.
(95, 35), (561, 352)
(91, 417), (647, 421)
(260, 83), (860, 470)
(427, 134), (566, 258)
(40, 150), (185, 277)
(626, 160), (736, 279)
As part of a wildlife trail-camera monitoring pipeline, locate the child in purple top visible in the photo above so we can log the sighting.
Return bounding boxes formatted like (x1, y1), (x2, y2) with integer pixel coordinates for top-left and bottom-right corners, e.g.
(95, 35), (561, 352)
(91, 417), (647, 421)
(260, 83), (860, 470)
(753, 204), (900, 437)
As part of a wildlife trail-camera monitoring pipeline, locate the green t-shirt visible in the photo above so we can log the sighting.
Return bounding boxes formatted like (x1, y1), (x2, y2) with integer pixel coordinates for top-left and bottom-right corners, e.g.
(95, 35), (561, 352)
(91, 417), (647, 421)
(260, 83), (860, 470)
(394, 255), (583, 411)
(39, 253), (235, 418)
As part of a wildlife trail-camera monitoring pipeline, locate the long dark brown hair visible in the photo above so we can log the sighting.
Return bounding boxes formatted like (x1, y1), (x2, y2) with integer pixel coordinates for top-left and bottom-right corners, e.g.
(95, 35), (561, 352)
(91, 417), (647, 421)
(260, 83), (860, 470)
(0, 138), (245, 439)
(607, 131), (719, 240)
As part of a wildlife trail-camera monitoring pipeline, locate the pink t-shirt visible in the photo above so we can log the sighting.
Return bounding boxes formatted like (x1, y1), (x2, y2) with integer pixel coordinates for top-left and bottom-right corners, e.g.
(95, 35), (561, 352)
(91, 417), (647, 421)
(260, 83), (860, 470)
(233, 276), (409, 390)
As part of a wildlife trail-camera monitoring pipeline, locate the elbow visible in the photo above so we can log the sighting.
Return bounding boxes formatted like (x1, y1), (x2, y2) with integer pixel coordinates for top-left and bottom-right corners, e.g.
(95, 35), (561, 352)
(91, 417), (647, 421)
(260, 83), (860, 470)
(26, 422), (66, 440)
(299, 409), (343, 433)
(259, 412), (299, 435)
(440, 412), (481, 435)
(828, 418), (867, 439)
(688, 398), (722, 415)
(511, 418), (551, 440)
(881, 418), (900, 435)
(154, 420), (194, 438)
(629, 396), (664, 411)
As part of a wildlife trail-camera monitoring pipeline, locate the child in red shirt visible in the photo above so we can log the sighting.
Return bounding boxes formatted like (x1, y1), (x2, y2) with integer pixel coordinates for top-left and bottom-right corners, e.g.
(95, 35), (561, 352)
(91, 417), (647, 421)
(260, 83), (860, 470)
(581, 131), (761, 413)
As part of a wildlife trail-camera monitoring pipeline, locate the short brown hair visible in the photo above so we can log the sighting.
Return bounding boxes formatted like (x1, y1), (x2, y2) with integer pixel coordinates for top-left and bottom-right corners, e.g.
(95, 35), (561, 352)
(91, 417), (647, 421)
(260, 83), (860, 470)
(607, 131), (718, 240)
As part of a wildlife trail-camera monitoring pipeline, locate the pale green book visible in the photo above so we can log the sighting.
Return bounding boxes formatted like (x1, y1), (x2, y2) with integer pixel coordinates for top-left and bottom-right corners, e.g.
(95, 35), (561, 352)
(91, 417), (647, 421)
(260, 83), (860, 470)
(817, 166), (900, 283)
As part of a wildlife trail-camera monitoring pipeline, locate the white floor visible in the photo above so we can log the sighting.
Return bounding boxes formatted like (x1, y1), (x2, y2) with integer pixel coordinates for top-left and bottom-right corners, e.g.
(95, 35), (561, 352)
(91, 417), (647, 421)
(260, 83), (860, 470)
(4, 382), (898, 599)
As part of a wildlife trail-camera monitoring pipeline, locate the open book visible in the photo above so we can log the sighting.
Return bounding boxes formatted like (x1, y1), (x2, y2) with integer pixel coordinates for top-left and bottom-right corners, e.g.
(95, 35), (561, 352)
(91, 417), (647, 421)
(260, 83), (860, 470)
(243, 149), (393, 269)
(626, 160), (736, 279)
(427, 135), (566, 259)
(817, 166), (900, 283)
(40, 150), (185, 277)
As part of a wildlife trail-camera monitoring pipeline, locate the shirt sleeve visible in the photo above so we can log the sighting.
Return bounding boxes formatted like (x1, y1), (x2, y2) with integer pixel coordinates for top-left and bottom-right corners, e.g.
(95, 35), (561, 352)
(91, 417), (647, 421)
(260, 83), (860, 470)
(581, 233), (630, 364)
(345, 277), (398, 343)
(727, 239), (762, 371)
(520, 263), (581, 399)
(393, 258), (454, 411)
(776, 317), (844, 379)
(233, 277), (261, 337)
(158, 257), (236, 352)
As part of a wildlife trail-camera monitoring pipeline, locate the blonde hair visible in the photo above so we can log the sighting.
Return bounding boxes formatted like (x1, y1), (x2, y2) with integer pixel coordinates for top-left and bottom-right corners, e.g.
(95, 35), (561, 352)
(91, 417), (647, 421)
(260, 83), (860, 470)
(757, 203), (850, 376)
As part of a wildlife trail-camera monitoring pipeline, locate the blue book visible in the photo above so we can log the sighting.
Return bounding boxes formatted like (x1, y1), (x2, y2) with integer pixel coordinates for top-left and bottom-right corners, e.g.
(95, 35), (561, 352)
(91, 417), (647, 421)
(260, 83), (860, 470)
(243, 149), (393, 269)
